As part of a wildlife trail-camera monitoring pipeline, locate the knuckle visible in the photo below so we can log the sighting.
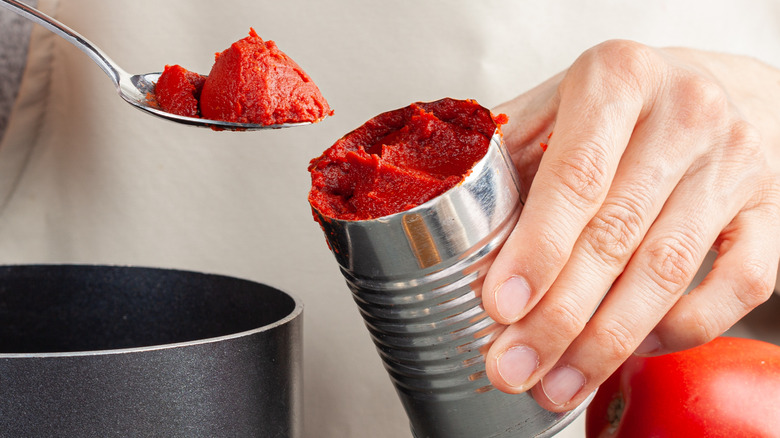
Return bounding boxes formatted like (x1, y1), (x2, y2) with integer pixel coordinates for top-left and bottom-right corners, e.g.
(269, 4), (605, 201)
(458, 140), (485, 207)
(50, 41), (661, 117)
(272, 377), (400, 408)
(592, 322), (637, 363)
(584, 197), (646, 265)
(583, 40), (657, 92)
(540, 297), (587, 341)
(679, 74), (727, 108)
(725, 120), (764, 164)
(675, 308), (719, 346)
(728, 120), (762, 149)
(644, 232), (701, 297)
(537, 226), (571, 268)
(549, 144), (610, 209)
(748, 173), (780, 213)
(735, 259), (775, 309)
(671, 75), (729, 128)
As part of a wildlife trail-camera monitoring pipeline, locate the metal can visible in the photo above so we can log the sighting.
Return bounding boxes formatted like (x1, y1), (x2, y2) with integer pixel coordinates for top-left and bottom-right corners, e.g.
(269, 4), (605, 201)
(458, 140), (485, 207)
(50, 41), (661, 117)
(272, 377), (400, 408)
(313, 129), (591, 437)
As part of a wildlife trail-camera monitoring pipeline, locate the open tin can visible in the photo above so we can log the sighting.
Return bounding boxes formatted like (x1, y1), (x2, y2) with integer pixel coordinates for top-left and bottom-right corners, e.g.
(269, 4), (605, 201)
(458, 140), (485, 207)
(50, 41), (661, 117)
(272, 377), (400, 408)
(313, 129), (592, 437)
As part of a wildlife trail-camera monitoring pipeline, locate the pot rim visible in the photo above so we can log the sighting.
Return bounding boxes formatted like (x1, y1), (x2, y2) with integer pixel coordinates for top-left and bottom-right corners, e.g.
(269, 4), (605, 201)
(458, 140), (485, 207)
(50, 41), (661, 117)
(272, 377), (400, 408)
(0, 263), (303, 359)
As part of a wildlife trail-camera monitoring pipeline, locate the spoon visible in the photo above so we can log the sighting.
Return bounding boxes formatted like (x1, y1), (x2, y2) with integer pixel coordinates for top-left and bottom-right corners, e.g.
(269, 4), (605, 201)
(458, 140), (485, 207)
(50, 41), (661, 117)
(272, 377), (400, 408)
(0, 0), (314, 131)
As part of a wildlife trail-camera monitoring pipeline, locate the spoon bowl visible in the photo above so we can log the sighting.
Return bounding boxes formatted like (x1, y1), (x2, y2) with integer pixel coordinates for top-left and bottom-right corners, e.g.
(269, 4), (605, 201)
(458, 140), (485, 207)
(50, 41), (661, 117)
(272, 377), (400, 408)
(1, 0), (317, 131)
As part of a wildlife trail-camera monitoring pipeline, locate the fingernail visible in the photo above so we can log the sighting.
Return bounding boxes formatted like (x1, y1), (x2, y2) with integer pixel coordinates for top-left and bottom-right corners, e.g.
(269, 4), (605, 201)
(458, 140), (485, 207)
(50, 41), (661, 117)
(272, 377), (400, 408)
(541, 366), (585, 406)
(497, 345), (540, 388)
(496, 276), (531, 321)
(635, 332), (662, 356)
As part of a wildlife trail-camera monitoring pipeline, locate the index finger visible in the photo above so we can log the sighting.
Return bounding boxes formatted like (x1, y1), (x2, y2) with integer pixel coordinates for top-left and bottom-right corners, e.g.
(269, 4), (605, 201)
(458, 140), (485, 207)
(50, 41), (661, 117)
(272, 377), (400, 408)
(482, 43), (650, 324)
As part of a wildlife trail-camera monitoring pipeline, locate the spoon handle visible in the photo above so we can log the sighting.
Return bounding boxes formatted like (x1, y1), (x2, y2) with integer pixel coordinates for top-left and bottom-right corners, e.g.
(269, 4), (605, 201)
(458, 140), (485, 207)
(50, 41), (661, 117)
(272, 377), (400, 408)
(0, 0), (124, 86)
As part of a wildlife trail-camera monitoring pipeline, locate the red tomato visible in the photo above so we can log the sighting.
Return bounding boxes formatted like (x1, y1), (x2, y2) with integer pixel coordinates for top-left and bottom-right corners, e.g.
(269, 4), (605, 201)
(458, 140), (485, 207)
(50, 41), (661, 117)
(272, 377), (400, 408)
(585, 337), (780, 438)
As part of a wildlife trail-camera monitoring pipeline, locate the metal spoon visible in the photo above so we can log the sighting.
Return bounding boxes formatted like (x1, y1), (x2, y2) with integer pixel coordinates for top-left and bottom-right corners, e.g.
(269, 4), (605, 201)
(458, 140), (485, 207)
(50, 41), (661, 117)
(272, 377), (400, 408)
(1, 0), (316, 131)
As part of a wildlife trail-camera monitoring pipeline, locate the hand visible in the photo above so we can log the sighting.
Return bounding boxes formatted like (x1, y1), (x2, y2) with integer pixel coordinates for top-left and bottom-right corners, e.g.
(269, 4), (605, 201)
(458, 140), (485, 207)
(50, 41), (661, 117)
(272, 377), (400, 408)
(481, 40), (780, 412)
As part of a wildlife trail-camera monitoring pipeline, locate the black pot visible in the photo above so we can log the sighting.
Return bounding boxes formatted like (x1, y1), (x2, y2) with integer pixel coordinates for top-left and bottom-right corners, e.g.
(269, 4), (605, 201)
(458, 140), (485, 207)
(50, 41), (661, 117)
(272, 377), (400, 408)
(0, 264), (302, 437)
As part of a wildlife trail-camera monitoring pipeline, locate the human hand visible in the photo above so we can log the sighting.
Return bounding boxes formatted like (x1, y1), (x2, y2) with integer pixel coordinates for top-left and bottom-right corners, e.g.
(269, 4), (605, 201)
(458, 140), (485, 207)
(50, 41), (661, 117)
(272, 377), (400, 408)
(481, 40), (780, 412)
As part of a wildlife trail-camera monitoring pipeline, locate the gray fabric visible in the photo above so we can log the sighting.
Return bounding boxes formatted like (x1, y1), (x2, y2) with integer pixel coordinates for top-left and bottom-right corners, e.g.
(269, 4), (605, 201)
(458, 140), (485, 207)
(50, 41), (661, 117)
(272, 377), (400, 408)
(0, 0), (38, 143)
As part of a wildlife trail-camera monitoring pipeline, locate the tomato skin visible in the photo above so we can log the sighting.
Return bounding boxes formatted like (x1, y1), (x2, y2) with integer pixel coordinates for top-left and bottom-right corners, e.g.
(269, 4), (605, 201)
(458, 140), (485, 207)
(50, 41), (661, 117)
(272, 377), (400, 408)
(585, 337), (780, 438)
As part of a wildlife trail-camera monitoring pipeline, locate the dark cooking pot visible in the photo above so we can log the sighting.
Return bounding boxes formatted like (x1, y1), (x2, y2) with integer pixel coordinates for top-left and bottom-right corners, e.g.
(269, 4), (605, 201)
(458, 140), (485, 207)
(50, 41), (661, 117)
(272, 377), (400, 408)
(0, 264), (302, 437)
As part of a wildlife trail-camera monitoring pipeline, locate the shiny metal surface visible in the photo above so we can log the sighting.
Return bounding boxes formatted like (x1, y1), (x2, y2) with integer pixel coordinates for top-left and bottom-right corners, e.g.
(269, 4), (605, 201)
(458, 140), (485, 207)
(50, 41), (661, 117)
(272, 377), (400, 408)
(315, 132), (592, 437)
(0, 0), (319, 131)
(0, 265), (303, 438)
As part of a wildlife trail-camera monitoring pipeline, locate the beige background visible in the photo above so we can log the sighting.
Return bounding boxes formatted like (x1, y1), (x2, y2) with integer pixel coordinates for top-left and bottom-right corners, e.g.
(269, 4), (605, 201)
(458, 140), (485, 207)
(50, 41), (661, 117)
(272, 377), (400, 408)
(1, 0), (779, 436)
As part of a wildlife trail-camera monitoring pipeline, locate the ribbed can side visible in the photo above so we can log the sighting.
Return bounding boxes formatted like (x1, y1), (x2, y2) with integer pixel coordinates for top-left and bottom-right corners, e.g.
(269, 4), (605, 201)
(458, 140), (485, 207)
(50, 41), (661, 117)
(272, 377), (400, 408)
(345, 200), (518, 392)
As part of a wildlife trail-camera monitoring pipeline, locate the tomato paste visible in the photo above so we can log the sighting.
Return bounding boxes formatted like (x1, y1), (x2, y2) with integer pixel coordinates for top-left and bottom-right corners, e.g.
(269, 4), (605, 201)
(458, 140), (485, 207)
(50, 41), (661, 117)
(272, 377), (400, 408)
(154, 28), (332, 125)
(155, 65), (206, 118)
(308, 98), (507, 221)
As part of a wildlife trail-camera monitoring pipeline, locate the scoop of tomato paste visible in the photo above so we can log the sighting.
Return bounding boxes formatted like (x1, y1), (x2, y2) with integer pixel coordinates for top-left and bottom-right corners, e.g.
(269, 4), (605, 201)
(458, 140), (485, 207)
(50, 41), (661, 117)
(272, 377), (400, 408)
(153, 28), (332, 125)
(155, 64), (206, 118)
(308, 98), (507, 221)
(200, 28), (333, 125)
